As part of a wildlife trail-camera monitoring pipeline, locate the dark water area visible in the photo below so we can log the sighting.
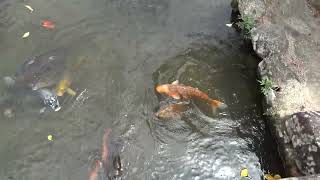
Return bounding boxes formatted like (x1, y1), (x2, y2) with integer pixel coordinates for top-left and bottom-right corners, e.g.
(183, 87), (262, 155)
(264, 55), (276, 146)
(0, 0), (283, 179)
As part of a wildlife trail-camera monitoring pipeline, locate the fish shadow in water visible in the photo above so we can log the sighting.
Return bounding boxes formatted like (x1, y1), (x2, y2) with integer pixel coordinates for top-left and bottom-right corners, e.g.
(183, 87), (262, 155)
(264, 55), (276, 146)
(155, 98), (219, 137)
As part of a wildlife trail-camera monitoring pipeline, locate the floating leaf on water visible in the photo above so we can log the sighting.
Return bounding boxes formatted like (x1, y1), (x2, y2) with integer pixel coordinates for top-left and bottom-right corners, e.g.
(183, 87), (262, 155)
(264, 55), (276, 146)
(47, 134), (53, 141)
(22, 32), (30, 38)
(240, 168), (248, 177)
(226, 23), (233, 27)
(264, 174), (274, 180)
(24, 4), (34, 12)
(264, 174), (281, 180)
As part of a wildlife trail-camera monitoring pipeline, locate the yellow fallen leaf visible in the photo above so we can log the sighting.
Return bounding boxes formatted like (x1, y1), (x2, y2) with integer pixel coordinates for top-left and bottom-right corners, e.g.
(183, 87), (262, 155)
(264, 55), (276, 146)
(264, 174), (274, 180)
(22, 32), (30, 38)
(264, 173), (281, 180)
(274, 174), (281, 179)
(24, 4), (34, 12)
(240, 168), (248, 177)
(47, 134), (53, 141)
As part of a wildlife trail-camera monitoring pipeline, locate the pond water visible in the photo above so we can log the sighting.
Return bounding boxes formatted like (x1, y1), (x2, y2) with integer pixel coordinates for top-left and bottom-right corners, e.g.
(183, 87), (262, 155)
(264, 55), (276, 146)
(0, 0), (283, 179)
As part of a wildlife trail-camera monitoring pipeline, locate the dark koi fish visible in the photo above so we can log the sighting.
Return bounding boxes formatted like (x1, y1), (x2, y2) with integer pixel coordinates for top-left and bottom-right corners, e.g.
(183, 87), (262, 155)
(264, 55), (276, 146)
(156, 81), (227, 113)
(88, 129), (122, 180)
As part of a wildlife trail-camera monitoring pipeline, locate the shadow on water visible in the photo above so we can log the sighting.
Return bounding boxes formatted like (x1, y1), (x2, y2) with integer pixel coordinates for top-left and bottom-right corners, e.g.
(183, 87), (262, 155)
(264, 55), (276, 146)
(0, 0), (283, 179)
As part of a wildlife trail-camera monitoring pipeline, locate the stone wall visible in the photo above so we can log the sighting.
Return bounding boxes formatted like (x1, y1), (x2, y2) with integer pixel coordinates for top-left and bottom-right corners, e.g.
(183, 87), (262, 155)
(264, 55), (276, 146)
(236, 0), (320, 178)
(282, 174), (320, 180)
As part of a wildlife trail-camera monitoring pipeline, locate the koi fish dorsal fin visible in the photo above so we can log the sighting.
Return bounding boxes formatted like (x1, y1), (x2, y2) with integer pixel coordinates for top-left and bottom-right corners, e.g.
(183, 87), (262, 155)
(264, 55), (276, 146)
(171, 80), (179, 85)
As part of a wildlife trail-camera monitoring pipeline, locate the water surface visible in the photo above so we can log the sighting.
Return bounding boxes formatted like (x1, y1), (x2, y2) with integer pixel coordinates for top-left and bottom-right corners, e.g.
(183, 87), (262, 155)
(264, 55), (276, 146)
(0, 0), (282, 179)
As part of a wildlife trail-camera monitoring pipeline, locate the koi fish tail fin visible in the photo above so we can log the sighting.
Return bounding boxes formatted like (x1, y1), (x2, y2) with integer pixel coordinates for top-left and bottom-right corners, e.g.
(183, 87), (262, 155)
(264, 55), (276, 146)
(210, 99), (227, 113)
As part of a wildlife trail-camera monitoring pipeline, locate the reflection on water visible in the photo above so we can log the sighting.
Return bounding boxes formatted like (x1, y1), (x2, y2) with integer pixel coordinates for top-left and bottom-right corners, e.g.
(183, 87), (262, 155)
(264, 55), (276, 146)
(0, 0), (282, 179)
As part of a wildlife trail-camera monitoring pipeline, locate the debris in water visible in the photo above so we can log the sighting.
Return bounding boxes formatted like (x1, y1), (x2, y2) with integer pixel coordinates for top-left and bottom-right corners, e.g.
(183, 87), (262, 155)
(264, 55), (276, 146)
(240, 168), (248, 177)
(22, 32), (30, 38)
(3, 108), (14, 118)
(226, 23), (233, 27)
(24, 4), (34, 12)
(41, 20), (55, 29)
(47, 134), (53, 141)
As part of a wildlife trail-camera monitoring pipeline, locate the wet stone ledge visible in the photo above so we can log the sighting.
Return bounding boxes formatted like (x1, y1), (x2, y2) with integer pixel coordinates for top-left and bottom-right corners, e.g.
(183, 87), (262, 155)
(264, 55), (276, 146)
(236, 0), (320, 178)
(284, 112), (320, 175)
(282, 175), (320, 180)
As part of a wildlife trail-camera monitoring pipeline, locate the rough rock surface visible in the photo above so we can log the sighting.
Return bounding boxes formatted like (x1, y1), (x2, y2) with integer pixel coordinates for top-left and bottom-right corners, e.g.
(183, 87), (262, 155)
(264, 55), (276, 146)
(285, 112), (320, 174)
(237, 0), (320, 178)
(282, 174), (320, 180)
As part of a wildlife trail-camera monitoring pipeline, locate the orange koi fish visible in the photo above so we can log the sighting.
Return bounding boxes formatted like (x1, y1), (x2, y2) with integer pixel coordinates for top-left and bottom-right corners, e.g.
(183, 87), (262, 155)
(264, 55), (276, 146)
(41, 20), (55, 29)
(102, 128), (112, 174)
(156, 81), (227, 112)
(156, 103), (190, 119)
